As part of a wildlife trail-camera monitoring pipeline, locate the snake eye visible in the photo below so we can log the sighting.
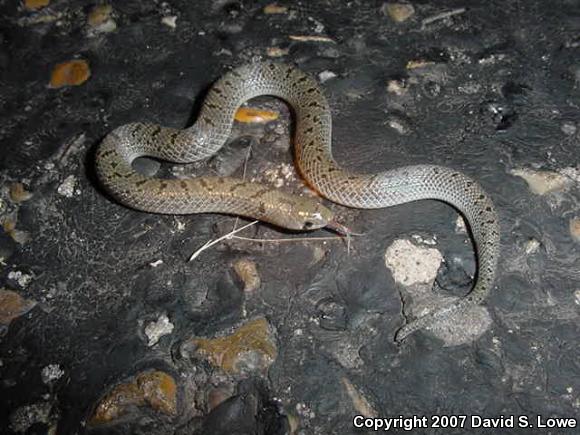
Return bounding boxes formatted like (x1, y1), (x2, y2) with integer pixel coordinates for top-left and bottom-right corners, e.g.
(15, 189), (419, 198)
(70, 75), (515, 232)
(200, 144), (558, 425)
(303, 221), (314, 230)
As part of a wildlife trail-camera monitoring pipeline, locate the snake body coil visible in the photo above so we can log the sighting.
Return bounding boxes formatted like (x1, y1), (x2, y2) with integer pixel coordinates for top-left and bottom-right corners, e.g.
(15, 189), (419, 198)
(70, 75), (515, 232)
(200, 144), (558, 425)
(96, 62), (500, 342)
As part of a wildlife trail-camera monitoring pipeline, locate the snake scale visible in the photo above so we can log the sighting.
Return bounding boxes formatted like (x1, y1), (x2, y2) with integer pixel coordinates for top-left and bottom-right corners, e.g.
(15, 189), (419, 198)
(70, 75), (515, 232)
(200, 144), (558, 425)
(96, 62), (500, 342)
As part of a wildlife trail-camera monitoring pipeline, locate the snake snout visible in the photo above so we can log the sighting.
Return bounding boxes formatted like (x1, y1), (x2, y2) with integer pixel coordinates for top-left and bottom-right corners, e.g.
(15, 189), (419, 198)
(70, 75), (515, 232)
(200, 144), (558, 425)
(326, 219), (352, 236)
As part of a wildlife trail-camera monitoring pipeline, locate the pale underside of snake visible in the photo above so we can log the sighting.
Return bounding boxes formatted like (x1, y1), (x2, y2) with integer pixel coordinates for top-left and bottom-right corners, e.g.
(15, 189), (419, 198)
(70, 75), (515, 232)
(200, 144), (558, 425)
(95, 62), (500, 343)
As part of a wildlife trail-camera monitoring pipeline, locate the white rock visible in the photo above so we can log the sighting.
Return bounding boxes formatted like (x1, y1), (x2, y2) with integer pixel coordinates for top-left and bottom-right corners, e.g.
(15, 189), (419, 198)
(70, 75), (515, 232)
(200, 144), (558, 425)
(559, 166), (580, 184)
(41, 364), (64, 384)
(510, 168), (571, 195)
(411, 233), (437, 245)
(384, 239), (443, 285)
(382, 3), (415, 22)
(386, 79), (407, 96)
(144, 313), (174, 346)
(455, 215), (467, 233)
(318, 70), (337, 83)
(8, 270), (32, 288)
(560, 121), (577, 136)
(524, 238), (540, 254)
(57, 175), (78, 197)
(161, 15), (177, 28)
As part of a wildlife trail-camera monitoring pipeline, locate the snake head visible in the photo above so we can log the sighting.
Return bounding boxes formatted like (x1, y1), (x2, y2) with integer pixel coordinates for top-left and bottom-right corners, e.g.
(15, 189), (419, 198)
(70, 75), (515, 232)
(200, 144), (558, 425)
(294, 200), (334, 231)
(266, 195), (333, 231)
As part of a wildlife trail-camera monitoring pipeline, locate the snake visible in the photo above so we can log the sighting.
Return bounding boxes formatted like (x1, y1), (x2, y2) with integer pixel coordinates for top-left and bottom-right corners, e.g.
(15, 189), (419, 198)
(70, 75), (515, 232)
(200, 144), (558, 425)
(95, 62), (500, 342)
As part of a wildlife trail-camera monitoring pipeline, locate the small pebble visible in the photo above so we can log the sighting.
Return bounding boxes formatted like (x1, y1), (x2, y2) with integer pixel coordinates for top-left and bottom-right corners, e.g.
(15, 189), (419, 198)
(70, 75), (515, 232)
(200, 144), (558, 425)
(510, 168), (571, 195)
(411, 233), (437, 246)
(524, 238), (540, 254)
(144, 313), (174, 346)
(3, 219), (30, 245)
(0, 288), (37, 327)
(574, 290), (580, 306)
(263, 4), (288, 14)
(41, 364), (64, 384)
(559, 166), (580, 183)
(57, 175), (77, 197)
(24, 0), (50, 11)
(561, 121), (577, 136)
(386, 115), (410, 135)
(161, 16), (177, 28)
(9, 183), (33, 203)
(455, 216), (467, 233)
(386, 78), (407, 96)
(569, 218), (580, 242)
(318, 70), (337, 83)
(182, 318), (277, 375)
(8, 271), (33, 288)
(87, 5), (117, 33)
(233, 258), (261, 292)
(266, 47), (289, 57)
(384, 239), (443, 286)
(90, 370), (177, 425)
(381, 3), (415, 22)
(50, 60), (91, 88)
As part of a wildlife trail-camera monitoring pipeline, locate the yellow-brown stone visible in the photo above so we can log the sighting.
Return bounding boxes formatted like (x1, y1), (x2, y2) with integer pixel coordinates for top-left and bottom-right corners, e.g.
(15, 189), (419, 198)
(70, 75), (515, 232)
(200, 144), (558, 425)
(49, 60), (91, 88)
(90, 370), (177, 425)
(188, 318), (277, 374)
(266, 47), (289, 57)
(9, 183), (32, 203)
(90, 382), (143, 424)
(234, 107), (279, 123)
(137, 371), (177, 416)
(233, 259), (261, 292)
(24, 0), (50, 11)
(570, 218), (580, 242)
(1, 218), (29, 244)
(87, 5), (112, 27)
(0, 289), (36, 326)
(87, 4), (116, 33)
(263, 4), (288, 14)
(383, 3), (415, 22)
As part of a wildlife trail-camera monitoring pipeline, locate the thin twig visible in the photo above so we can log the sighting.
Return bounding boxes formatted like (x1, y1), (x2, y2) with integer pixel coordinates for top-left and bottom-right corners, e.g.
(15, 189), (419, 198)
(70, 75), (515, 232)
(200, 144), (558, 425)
(421, 7), (466, 28)
(289, 35), (335, 43)
(231, 235), (349, 243)
(346, 231), (352, 255)
(231, 140), (254, 232)
(189, 220), (259, 261)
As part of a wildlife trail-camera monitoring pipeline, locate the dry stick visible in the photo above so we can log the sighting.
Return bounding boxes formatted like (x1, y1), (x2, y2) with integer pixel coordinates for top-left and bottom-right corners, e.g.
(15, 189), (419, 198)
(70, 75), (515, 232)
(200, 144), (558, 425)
(421, 7), (466, 28)
(289, 35), (335, 43)
(231, 139), (254, 233)
(189, 222), (353, 260)
(231, 235), (354, 243)
(189, 220), (259, 261)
